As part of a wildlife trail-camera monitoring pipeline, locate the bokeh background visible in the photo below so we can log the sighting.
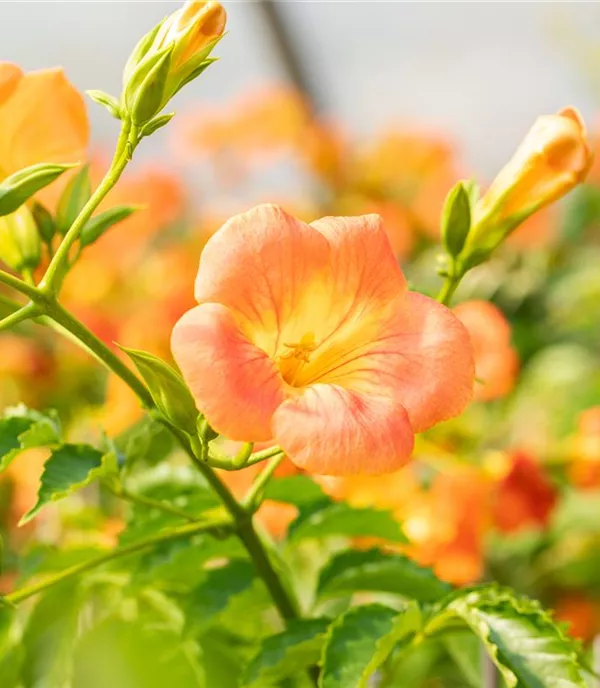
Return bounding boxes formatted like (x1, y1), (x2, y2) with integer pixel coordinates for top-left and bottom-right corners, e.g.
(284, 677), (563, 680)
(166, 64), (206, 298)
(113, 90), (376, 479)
(2, 1), (599, 173)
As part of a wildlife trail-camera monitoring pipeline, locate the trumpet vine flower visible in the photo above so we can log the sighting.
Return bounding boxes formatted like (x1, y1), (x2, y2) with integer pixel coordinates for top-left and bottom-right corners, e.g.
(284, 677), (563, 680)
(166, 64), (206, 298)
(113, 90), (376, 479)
(172, 204), (474, 475)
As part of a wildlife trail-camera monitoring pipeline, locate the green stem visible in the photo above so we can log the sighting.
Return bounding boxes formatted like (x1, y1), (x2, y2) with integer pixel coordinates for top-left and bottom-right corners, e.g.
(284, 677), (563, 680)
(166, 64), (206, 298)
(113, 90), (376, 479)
(236, 518), (300, 621)
(113, 485), (205, 523)
(242, 452), (285, 511)
(0, 293), (25, 312)
(0, 303), (39, 332)
(436, 274), (461, 306)
(245, 444), (284, 467)
(44, 298), (153, 409)
(5, 513), (232, 606)
(40, 121), (135, 295)
(0, 269), (40, 301)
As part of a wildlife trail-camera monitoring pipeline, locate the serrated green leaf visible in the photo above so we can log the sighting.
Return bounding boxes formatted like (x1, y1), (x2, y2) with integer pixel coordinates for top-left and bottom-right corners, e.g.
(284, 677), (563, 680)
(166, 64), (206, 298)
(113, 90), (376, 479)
(288, 503), (407, 544)
(317, 548), (451, 603)
(427, 585), (587, 688)
(0, 163), (75, 216)
(21, 444), (118, 524)
(320, 603), (419, 688)
(22, 584), (81, 688)
(242, 618), (329, 688)
(56, 165), (91, 235)
(264, 475), (331, 511)
(80, 205), (139, 247)
(0, 408), (61, 474)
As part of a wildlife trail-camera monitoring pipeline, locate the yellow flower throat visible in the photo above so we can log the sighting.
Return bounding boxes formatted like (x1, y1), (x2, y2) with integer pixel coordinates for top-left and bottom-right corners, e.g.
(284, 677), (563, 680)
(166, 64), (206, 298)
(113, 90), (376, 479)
(277, 332), (317, 386)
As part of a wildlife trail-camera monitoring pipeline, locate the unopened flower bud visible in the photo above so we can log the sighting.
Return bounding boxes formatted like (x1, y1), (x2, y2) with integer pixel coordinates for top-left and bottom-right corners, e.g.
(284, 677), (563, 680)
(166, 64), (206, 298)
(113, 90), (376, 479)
(123, 1), (226, 126)
(0, 205), (41, 272)
(464, 108), (592, 262)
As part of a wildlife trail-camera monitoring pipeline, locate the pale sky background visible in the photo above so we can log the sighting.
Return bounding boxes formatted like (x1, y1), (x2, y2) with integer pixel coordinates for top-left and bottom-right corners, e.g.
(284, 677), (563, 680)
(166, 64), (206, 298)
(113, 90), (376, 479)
(0, 1), (599, 180)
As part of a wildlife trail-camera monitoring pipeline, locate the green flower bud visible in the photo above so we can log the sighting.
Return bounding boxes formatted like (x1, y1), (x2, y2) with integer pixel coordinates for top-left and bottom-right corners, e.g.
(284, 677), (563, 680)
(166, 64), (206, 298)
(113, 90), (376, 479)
(0, 205), (41, 272)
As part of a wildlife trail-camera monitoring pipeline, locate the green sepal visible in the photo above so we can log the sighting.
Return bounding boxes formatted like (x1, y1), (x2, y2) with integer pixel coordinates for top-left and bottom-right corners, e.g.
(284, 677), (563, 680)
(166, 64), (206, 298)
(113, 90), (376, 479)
(118, 346), (198, 434)
(0, 163), (75, 217)
(80, 205), (140, 247)
(140, 112), (175, 139)
(125, 45), (173, 125)
(31, 202), (56, 243)
(86, 89), (122, 119)
(56, 165), (91, 235)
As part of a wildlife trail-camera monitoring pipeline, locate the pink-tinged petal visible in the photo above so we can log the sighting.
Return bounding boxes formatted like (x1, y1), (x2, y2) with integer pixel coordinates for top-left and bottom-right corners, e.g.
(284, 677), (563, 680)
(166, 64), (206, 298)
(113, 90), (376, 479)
(171, 303), (285, 442)
(313, 292), (475, 433)
(310, 213), (407, 307)
(391, 293), (474, 431)
(194, 204), (330, 356)
(272, 384), (415, 475)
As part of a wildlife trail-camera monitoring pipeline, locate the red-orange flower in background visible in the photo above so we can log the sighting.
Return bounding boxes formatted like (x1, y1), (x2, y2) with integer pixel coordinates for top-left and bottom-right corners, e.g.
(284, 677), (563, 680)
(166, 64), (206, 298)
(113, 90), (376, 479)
(172, 204), (474, 475)
(488, 450), (557, 534)
(0, 67), (89, 207)
(568, 407), (600, 489)
(454, 300), (519, 401)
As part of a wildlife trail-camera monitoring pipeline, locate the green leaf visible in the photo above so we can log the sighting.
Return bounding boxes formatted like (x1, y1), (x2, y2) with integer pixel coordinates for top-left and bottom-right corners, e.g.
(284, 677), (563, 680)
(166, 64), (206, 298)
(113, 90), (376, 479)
(115, 415), (175, 468)
(56, 165), (91, 235)
(80, 205), (139, 247)
(186, 559), (256, 631)
(427, 585), (587, 688)
(317, 548), (451, 603)
(288, 503), (407, 544)
(86, 89), (122, 119)
(441, 180), (472, 258)
(0, 407), (61, 474)
(319, 603), (420, 688)
(242, 618), (330, 688)
(118, 346), (198, 434)
(264, 475), (331, 511)
(21, 444), (118, 524)
(22, 584), (81, 688)
(0, 163), (75, 216)
(440, 632), (481, 688)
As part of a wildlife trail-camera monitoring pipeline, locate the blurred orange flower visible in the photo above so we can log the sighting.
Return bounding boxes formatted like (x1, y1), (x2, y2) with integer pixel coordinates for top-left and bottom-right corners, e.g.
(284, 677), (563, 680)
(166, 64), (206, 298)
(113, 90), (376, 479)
(488, 450), (557, 534)
(554, 593), (600, 642)
(454, 300), (519, 401)
(0, 67), (89, 207)
(356, 129), (460, 239)
(0, 62), (23, 105)
(569, 407), (600, 489)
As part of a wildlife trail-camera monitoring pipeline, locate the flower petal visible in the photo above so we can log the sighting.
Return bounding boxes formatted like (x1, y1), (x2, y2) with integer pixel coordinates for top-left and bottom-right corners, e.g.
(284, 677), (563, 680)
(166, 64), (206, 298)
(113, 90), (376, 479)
(0, 62), (23, 106)
(171, 303), (285, 441)
(272, 383), (415, 475)
(0, 68), (89, 205)
(313, 292), (474, 433)
(194, 204), (330, 357)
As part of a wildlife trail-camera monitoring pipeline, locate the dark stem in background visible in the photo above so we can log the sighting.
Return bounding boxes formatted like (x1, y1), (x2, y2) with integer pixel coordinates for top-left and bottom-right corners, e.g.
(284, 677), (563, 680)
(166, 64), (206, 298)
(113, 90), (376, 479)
(481, 646), (499, 688)
(256, 0), (322, 112)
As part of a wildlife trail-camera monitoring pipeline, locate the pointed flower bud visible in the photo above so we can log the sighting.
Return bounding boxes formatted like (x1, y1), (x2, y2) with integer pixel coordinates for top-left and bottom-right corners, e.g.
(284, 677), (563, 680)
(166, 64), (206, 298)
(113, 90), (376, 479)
(464, 108), (592, 261)
(123, 1), (226, 126)
(0, 205), (41, 272)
